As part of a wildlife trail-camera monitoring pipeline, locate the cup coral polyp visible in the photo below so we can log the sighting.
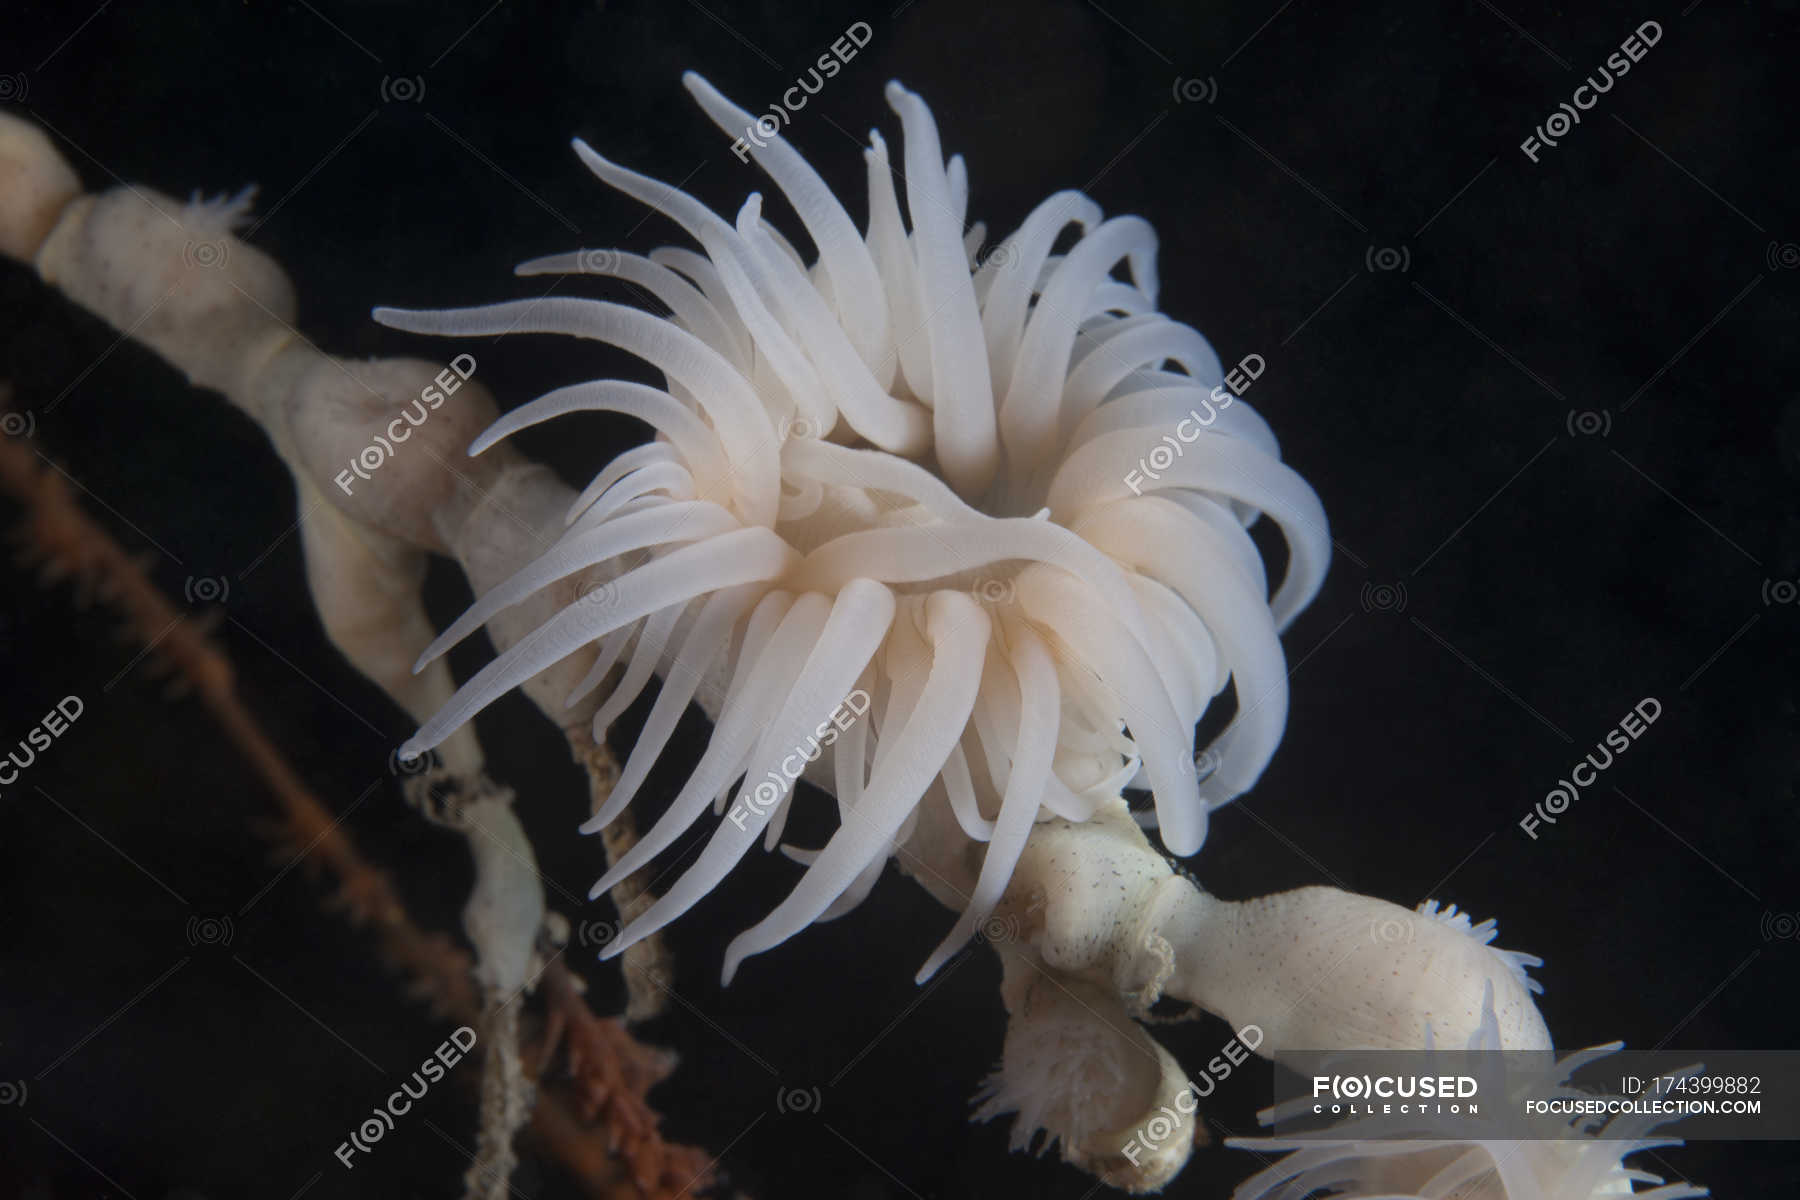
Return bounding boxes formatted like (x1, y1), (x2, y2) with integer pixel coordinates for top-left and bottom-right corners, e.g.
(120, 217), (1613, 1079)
(379, 72), (1330, 983)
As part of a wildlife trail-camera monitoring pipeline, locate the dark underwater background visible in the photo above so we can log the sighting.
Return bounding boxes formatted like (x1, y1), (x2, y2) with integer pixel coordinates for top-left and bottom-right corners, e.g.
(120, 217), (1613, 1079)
(1, 1), (1795, 1196)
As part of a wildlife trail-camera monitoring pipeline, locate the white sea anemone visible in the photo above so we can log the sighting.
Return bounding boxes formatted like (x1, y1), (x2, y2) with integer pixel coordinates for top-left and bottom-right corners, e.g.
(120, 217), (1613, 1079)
(378, 72), (1329, 982)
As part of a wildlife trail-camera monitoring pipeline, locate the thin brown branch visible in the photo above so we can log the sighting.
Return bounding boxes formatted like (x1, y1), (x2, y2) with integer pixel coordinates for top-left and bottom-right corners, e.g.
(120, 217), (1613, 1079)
(0, 402), (718, 1200)
(536, 958), (715, 1196)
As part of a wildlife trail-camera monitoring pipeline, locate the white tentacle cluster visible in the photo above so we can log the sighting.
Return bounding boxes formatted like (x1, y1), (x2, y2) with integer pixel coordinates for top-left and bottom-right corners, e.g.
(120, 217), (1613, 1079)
(379, 73), (1329, 982)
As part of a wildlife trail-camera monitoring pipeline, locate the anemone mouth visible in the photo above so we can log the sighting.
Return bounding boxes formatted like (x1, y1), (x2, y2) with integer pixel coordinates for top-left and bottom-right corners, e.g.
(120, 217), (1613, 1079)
(376, 71), (1330, 981)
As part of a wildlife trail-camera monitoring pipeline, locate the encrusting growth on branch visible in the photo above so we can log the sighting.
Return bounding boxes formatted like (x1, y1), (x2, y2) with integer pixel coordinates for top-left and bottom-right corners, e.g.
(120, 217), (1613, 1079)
(569, 727), (672, 1023)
